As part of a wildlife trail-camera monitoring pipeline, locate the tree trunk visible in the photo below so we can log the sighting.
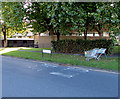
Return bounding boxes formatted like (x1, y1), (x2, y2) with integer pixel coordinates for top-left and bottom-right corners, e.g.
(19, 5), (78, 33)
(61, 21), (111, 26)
(56, 31), (60, 41)
(98, 24), (103, 38)
(38, 33), (40, 48)
(84, 20), (88, 40)
(98, 31), (103, 38)
(84, 29), (87, 40)
(2, 26), (7, 48)
(97, 28), (103, 39)
(95, 24), (103, 39)
(49, 28), (54, 36)
(49, 29), (55, 41)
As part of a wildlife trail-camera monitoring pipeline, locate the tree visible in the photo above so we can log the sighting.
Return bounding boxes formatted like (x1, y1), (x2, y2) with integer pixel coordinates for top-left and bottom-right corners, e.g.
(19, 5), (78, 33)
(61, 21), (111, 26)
(25, 3), (53, 35)
(71, 2), (120, 40)
(77, 2), (97, 40)
(107, 2), (120, 40)
(25, 2), (84, 40)
(90, 2), (120, 39)
(25, 2), (120, 41)
(46, 2), (79, 40)
(0, 2), (25, 47)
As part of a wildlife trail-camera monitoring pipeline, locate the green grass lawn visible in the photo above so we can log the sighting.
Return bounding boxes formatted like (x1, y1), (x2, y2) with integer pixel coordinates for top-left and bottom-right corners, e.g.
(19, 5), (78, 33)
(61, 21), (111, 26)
(2, 51), (119, 71)
(20, 47), (51, 51)
(112, 46), (120, 53)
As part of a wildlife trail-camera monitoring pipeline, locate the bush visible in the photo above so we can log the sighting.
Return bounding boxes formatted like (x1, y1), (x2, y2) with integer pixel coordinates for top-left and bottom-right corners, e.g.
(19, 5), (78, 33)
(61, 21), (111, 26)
(51, 39), (114, 54)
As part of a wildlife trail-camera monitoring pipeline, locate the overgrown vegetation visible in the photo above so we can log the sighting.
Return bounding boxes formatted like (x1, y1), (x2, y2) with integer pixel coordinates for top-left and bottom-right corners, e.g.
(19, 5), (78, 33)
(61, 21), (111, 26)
(52, 39), (114, 54)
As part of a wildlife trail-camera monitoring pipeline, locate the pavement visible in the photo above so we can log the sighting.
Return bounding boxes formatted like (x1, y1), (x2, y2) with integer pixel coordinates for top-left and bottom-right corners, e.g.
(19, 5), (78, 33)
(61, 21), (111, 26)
(2, 56), (118, 97)
(0, 48), (21, 54)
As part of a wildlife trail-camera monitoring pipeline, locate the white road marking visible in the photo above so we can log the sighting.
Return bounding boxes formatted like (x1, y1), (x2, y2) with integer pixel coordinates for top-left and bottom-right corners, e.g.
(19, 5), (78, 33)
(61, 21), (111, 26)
(37, 69), (42, 72)
(50, 72), (74, 78)
(63, 67), (89, 73)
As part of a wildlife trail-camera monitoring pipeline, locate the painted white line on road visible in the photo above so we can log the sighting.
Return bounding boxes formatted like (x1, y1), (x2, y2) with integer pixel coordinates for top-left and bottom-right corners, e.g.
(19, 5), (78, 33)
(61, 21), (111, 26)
(63, 67), (89, 73)
(37, 69), (42, 72)
(50, 72), (74, 78)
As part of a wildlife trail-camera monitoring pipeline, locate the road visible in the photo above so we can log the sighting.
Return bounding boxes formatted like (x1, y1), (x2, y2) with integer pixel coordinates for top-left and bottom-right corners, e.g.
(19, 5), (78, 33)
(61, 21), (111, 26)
(2, 56), (118, 97)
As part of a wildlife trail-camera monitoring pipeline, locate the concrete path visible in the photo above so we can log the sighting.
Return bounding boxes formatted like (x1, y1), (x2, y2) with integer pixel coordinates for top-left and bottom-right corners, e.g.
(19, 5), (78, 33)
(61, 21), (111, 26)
(0, 48), (21, 54)
(2, 56), (118, 97)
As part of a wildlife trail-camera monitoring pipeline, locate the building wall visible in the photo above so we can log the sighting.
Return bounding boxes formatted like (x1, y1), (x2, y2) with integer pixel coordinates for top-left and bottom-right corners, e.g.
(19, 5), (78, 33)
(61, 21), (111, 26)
(0, 40), (2, 47)
(38, 36), (53, 48)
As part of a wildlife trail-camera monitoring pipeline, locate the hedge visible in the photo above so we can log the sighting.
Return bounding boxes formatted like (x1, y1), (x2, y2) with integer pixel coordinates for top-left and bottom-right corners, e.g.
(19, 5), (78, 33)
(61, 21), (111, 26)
(51, 39), (114, 54)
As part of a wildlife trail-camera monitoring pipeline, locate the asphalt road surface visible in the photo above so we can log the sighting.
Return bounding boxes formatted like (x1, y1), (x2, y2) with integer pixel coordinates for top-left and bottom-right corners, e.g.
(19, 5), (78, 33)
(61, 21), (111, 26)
(2, 56), (118, 97)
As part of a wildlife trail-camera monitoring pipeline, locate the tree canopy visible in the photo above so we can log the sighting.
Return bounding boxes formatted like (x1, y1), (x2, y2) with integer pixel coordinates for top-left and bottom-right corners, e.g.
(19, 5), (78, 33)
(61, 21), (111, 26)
(25, 2), (120, 40)
(0, 2), (119, 44)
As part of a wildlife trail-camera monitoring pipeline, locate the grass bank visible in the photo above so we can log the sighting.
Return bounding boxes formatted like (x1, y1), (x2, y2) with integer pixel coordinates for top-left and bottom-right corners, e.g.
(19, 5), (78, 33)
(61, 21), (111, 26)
(2, 51), (119, 71)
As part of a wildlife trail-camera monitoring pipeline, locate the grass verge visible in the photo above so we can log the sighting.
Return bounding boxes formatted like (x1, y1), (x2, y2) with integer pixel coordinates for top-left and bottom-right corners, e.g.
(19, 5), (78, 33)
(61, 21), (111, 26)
(112, 46), (120, 53)
(20, 47), (51, 51)
(2, 51), (119, 71)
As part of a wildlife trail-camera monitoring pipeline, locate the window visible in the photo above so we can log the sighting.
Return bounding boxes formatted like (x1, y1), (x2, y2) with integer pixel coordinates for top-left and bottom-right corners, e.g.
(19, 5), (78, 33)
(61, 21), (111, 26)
(13, 40), (17, 43)
(23, 40), (27, 43)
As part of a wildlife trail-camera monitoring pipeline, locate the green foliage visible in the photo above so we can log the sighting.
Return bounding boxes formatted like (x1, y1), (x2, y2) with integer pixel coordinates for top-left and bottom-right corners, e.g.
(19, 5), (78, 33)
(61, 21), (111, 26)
(25, 2), (49, 33)
(0, 2), (26, 38)
(92, 2), (120, 38)
(51, 39), (114, 54)
(25, 2), (84, 35)
(0, 2), (26, 47)
(26, 2), (120, 40)
(112, 46), (120, 53)
(0, 2), (25, 30)
(1, 2), (118, 41)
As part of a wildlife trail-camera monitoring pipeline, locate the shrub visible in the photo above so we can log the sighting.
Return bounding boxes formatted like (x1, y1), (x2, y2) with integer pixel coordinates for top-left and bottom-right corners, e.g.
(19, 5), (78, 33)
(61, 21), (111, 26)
(51, 39), (114, 54)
